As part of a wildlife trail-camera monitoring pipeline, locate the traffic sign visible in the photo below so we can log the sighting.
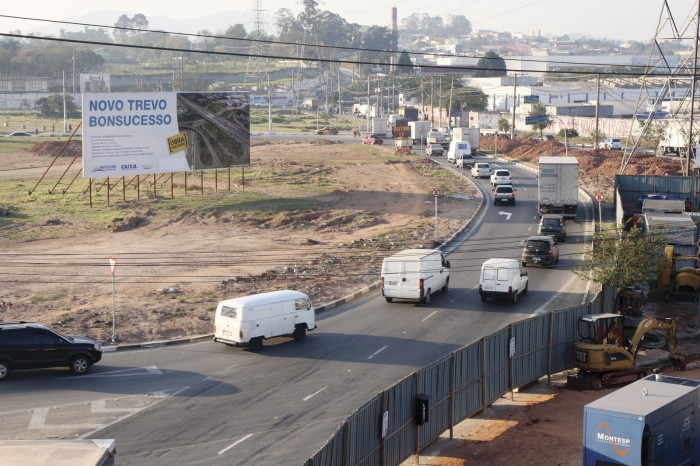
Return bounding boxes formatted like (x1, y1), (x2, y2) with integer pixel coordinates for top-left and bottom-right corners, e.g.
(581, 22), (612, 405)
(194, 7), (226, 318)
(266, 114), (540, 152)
(595, 192), (604, 202)
(525, 114), (549, 125)
(524, 95), (540, 104)
(432, 188), (440, 197)
(108, 256), (117, 276)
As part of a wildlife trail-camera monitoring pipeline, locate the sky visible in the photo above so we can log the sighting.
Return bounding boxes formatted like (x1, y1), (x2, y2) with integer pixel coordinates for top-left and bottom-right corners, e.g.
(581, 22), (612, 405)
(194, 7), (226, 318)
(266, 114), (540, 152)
(0, 0), (697, 43)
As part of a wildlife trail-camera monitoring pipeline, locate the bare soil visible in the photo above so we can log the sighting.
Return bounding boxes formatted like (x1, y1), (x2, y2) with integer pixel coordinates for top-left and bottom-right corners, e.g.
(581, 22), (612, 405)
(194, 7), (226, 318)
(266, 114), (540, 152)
(0, 139), (480, 343)
(4, 136), (700, 465)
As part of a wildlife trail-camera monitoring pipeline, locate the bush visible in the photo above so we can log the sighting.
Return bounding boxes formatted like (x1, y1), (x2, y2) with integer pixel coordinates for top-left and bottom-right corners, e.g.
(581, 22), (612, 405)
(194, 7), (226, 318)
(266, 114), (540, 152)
(558, 128), (579, 138)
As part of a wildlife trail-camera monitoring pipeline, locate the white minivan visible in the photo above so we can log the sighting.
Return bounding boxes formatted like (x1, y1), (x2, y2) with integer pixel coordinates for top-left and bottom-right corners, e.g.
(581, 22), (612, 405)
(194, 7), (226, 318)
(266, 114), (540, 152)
(381, 249), (450, 304)
(213, 290), (316, 351)
(447, 140), (472, 166)
(478, 258), (528, 304)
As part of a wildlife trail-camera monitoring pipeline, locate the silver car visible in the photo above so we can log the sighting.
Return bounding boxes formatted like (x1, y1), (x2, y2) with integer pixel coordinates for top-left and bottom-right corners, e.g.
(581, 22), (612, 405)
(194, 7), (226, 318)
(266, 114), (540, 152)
(471, 162), (491, 179)
(426, 144), (444, 156)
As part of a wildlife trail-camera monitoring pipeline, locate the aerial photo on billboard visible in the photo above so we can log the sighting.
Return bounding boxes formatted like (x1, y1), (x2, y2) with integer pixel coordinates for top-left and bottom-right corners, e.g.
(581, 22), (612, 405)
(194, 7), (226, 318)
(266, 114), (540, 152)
(82, 91), (250, 179)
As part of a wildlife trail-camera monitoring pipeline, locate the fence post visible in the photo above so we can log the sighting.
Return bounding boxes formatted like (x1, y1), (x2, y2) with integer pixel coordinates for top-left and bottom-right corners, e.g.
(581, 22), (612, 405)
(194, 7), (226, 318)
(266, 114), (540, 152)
(343, 422), (350, 466)
(481, 338), (488, 416)
(449, 352), (456, 439)
(380, 390), (387, 466)
(547, 311), (554, 385)
(414, 371), (420, 459)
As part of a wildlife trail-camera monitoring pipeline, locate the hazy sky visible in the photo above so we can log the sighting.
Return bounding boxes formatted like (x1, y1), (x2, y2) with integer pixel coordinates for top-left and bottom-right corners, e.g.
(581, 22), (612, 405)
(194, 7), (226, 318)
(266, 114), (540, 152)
(0, 0), (697, 43)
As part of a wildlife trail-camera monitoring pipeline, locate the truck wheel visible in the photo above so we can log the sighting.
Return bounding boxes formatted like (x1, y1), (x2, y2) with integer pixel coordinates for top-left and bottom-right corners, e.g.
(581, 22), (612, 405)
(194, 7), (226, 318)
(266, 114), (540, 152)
(69, 355), (91, 375)
(385, 297), (393, 303)
(293, 326), (306, 342)
(248, 337), (263, 352)
(442, 278), (449, 293)
(0, 360), (9, 380)
(422, 290), (431, 305)
(511, 291), (518, 304)
(523, 282), (528, 295)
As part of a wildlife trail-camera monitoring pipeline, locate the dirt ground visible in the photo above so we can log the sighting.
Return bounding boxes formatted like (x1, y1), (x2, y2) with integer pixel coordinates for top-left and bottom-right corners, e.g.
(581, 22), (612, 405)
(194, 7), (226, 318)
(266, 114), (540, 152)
(3, 135), (700, 465)
(0, 139), (480, 343)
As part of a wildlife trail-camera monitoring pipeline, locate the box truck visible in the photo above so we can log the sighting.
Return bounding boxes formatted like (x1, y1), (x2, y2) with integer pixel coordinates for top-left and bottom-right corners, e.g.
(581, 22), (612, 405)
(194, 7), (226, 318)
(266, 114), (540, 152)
(409, 121), (431, 145)
(371, 117), (389, 137)
(452, 127), (480, 151)
(381, 249), (450, 305)
(537, 156), (579, 218)
(213, 290), (316, 351)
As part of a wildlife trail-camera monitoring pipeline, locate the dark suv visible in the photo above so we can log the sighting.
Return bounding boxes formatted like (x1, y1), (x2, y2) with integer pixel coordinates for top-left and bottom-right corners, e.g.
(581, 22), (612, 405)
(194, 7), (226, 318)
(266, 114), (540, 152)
(0, 322), (102, 380)
(521, 236), (559, 267)
(537, 214), (567, 242)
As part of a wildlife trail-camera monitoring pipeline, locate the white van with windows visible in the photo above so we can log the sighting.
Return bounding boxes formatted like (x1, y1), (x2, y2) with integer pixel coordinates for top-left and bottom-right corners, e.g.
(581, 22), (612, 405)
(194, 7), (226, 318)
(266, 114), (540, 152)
(213, 290), (316, 351)
(447, 140), (473, 168)
(478, 258), (528, 304)
(381, 249), (450, 305)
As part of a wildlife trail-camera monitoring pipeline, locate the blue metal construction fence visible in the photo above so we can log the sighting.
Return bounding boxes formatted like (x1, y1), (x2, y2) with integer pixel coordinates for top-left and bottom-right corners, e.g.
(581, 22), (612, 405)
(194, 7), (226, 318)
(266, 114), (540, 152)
(304, 291), (605, 466)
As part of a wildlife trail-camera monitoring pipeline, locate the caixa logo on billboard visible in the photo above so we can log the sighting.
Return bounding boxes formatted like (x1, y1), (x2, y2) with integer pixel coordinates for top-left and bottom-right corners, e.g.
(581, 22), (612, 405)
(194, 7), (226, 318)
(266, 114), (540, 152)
(121, 164), (138, 170)
(91, 165), (117, 173)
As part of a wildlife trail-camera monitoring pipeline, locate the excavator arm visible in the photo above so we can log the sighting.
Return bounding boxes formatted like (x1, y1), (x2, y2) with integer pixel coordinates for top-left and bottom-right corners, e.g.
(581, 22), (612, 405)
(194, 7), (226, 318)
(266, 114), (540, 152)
(627, 316), (677, 357)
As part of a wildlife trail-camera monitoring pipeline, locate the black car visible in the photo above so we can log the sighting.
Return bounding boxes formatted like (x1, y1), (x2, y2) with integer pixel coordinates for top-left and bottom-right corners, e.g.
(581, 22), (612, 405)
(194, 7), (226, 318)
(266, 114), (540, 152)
(0, 322), (102, 380)
(521, 236), (559, 267)
(537, 214), (567, 242)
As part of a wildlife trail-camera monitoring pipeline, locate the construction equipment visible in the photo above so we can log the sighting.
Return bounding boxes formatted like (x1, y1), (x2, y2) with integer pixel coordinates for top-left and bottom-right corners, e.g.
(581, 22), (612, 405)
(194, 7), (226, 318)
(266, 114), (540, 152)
(567, 313), (685, 389)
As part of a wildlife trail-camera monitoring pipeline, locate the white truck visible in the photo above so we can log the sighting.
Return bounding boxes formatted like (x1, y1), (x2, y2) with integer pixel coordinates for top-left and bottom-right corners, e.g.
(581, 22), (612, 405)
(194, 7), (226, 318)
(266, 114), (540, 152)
(452, 127), (480, 151)
(538, 156), (579, 218)
(381, 249), (450, 305)
(409, 121), (431, 145)
(371, 117), (389, 137)
(426, 128), (450, 149)
(657, 120), (698, 158)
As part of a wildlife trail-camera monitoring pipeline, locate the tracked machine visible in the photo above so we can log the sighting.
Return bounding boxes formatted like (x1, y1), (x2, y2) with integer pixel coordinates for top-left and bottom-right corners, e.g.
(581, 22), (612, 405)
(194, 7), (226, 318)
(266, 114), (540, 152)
(567, 313), (685, 390)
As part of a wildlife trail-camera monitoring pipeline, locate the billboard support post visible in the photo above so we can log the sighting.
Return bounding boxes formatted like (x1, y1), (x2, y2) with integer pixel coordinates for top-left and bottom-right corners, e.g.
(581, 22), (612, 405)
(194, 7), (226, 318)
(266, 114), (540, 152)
(153, 174), (156, 198)
(122, 177), (126, 202)
(107, 177), (110, 207)
(89, 179), (93, 207)
(170, 173), (174, 199)
(200, 171), (204, 195)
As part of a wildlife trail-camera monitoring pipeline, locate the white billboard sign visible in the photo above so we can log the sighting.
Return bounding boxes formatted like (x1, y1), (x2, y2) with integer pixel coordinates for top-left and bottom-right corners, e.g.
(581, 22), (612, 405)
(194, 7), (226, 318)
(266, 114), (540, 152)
(82, 92), (190, 178)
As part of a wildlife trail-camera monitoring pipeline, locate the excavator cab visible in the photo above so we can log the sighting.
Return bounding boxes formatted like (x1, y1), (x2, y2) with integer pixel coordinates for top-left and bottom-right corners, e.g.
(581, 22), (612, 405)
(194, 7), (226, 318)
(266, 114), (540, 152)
(577, 314), (626, 348)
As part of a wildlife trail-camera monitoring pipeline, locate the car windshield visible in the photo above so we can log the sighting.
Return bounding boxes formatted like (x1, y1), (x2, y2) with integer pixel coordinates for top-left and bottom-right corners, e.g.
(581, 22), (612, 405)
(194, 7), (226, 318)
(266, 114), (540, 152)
(526, 240), (551, 252)
(497, 187), (513, 193)
(543, 219), (561, 226)
(496, 171), (509, 176)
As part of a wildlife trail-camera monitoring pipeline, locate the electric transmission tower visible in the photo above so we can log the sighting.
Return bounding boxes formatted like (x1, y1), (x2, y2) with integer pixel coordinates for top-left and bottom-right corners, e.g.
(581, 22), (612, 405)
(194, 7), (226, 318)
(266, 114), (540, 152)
(620, 1), (700, 175)
(245, 0), (268, 90)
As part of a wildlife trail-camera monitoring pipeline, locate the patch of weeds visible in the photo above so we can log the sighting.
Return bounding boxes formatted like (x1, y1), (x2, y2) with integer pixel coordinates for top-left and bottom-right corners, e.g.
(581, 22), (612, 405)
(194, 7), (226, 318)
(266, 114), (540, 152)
(30, 294), (66, 304)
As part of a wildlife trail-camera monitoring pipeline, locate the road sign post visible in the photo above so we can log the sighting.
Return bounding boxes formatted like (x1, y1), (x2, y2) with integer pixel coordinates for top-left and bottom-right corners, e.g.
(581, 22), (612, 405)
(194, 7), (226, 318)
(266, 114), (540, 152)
(595, 192), (604, 232)
(525, 114), (549, 125)
(108, 256), (117, 343)
(432, 188), (440, 242)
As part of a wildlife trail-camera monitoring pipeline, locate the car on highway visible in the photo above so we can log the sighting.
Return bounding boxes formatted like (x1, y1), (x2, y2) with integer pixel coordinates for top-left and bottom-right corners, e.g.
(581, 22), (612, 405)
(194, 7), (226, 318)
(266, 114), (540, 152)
(471, 162), (491, 178)
(5, 131), (32, 137)
(599, 138), (622, 150)
(493, 185), (516, 205)
(0, 322), (102, 380)
(363, 134), (384, 145)
(521, 235), (559, 267)
(316, 126), (339, 135)
(537, 214), (567, 242)
(490, 168), (513, 186)
(425, 144), (444, 156)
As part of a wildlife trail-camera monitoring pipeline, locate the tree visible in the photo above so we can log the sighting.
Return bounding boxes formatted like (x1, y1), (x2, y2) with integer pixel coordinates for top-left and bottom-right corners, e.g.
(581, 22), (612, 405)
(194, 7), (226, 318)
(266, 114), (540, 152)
(474, 51), (507, 77)
(453, 86), (487, 112)
(396, 50), (413, 74)
(498, 118), (510, 133)
(575, 224), (668, 302)
(529, 101), (549, 136)
(35, 95), (80, 118)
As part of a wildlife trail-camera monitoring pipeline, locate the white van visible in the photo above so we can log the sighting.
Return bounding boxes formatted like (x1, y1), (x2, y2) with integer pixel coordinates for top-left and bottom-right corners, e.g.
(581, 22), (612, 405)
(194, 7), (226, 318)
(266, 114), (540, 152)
(447, 140), (473, 168)
(381, 249), (450, 304)
(478, 258), (529, 304)
(213, 290), (316, 351)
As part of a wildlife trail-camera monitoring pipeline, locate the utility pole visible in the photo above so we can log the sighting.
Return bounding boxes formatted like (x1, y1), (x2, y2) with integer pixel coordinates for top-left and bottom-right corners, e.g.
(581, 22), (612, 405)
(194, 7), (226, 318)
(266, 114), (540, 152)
(366, 73), (371, 132)
(438, 77), (443, 127)
(594, 74), (601, 150)
(430, 76), (434, 127)
(510, 73), (517, 140)
(448, 76), (454, 128)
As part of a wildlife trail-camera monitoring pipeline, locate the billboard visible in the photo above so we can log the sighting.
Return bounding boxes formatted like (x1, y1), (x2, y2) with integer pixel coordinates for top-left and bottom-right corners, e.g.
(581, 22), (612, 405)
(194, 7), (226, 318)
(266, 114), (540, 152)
(82, 91), (250, 179)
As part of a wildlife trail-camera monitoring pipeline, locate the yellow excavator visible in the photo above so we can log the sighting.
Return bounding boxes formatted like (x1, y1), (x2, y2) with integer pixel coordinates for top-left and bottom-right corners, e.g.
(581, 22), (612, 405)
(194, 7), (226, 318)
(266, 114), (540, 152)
(567, 313), (685, 389)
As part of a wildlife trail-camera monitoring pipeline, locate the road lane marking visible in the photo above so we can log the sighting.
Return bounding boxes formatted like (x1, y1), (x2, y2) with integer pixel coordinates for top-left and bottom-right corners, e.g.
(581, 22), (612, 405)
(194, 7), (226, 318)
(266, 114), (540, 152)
(303, 386), (327, 402)
(421, 311), (438, 322)
(218, 434), (254, 455)
(367, 345), (388, 360)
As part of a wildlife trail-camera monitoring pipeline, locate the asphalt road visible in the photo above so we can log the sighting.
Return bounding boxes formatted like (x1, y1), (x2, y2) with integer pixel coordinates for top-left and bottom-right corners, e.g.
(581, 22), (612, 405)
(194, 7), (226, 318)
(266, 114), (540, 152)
(0, 146), (593, 465)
